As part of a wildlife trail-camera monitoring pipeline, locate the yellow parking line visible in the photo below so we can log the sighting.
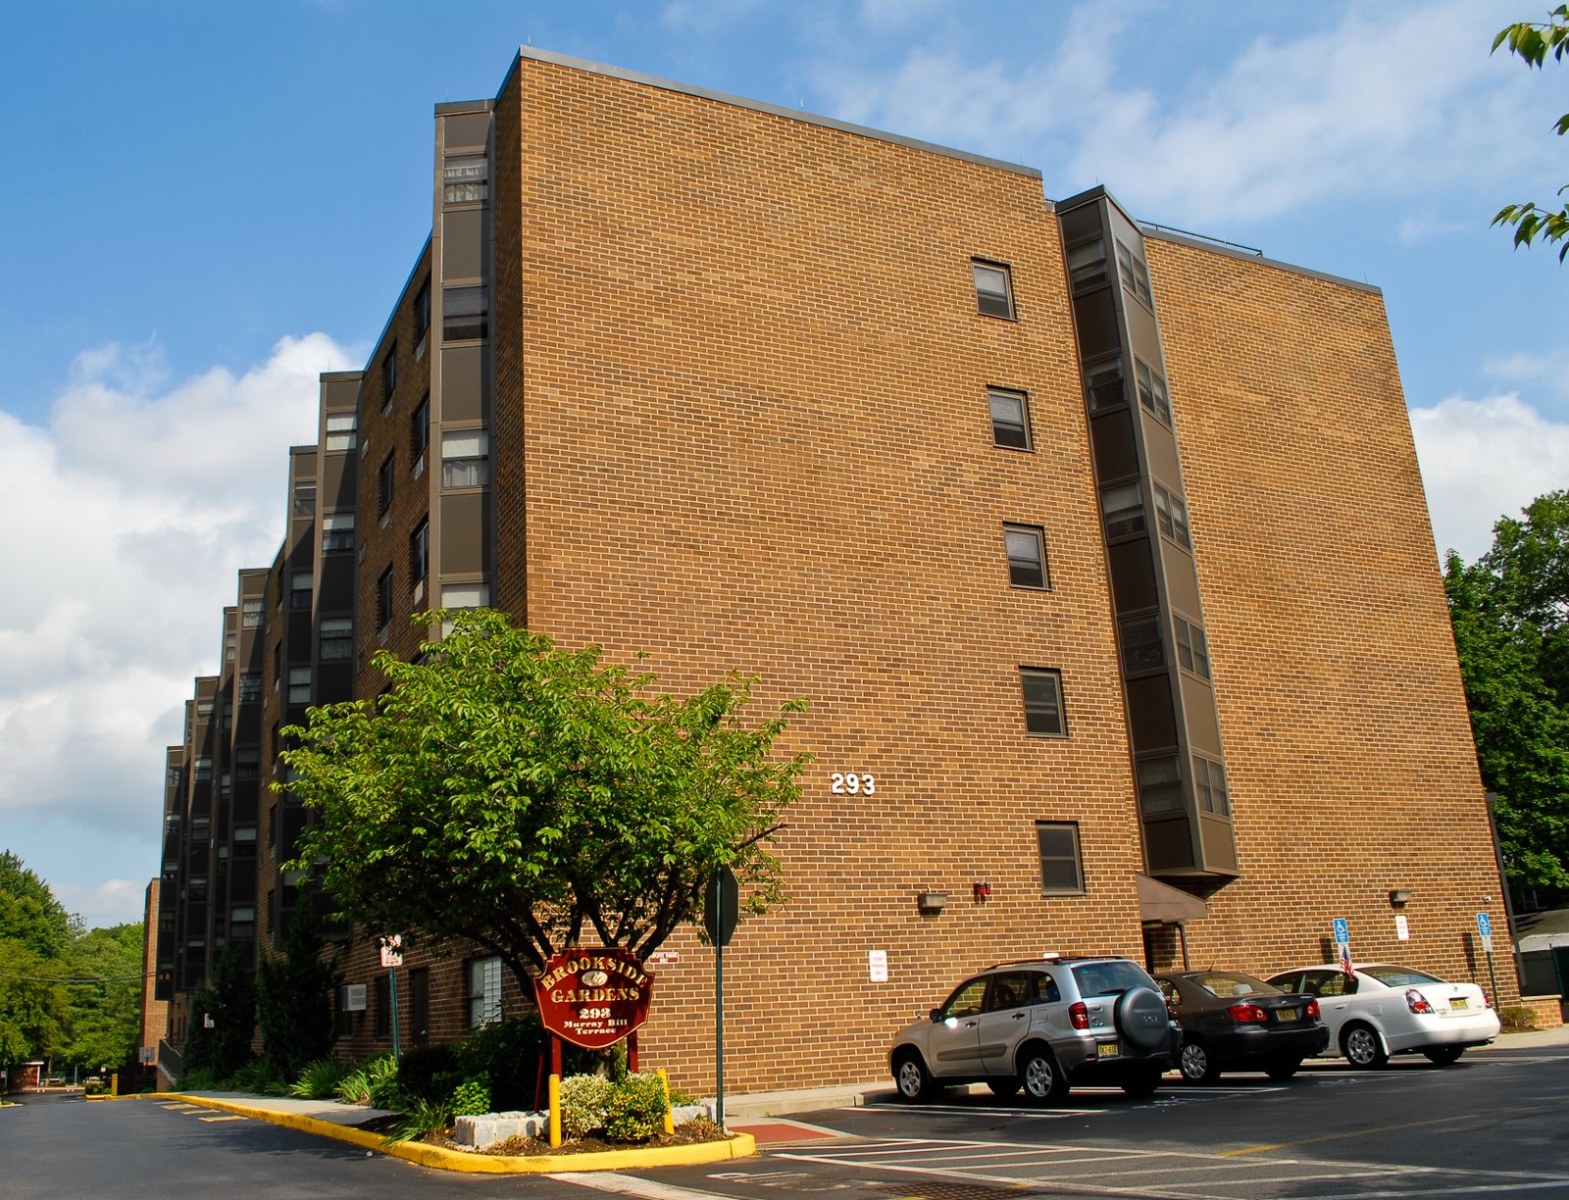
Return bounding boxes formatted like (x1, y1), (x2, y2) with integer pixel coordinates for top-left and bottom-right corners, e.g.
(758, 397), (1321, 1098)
(1221, 1103), (1554, 1157)
(198, 1115), (248, 1123)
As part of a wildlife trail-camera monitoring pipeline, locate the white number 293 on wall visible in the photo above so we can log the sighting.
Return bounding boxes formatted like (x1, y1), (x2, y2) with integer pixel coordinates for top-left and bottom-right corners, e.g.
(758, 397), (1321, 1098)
(830, 772), (876, 795)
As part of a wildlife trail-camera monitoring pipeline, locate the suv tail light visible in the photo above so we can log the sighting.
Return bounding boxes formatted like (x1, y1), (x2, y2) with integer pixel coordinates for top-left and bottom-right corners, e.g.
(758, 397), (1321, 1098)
(1405, 988), (1433, 1015)
(1305, 998), (1321, 1020)
(1226, 1003), (1269, 1023)
(1068, 1000), (1090, 1030)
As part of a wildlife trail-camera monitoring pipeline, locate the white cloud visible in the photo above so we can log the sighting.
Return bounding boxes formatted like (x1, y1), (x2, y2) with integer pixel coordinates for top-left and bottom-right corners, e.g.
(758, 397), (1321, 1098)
(53, 877), (150, 932)
(0, 333), (354, 859)
(1409, 391), (1569, 563)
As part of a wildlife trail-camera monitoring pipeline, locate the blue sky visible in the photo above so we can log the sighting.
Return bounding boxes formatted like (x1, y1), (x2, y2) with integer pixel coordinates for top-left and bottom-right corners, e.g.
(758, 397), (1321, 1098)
(3, 0), (1567, 928)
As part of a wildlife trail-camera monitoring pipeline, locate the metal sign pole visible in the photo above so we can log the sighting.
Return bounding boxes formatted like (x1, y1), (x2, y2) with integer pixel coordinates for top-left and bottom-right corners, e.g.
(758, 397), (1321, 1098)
(713, 866), (726, 1130)
(390, 964), (401, 1063)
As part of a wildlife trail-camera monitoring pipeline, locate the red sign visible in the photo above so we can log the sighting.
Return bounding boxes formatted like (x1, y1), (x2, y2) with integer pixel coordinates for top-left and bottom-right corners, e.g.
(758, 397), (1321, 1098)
(534, 948), (654, 1050)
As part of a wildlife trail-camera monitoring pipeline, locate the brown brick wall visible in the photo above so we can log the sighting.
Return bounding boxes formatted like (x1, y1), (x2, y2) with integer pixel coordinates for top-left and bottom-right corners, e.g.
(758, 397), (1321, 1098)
(1146, 237), (1511, 995)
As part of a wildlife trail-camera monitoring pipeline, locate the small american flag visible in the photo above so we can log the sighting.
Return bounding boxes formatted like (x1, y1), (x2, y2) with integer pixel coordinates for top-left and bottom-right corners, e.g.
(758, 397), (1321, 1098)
(1339, 943), (1355, 979)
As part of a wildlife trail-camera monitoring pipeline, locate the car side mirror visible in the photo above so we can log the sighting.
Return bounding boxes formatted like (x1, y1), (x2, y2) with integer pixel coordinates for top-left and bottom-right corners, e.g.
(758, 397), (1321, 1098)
(929, 1007), (943, 1023)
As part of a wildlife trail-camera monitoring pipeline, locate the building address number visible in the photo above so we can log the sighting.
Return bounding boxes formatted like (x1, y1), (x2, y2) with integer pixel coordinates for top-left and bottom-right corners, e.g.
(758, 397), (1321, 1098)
(830, 772), (876, 795)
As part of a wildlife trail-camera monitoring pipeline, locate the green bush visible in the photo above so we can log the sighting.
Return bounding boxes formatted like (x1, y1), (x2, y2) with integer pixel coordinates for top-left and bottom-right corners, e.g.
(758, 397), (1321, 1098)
(557, 1073), (614, 1139)
(458, 1015), (548, 1112)
(396, 1043), (462, 1103)
(450, 1074), (491, 1117)
(366, 1053), (404, 1110)
(384, 1096), (453, 1146)
(1500, 1004), (1537, 1032)
(177, 1066), (219, 1091)
(289, 1058), (350, 1100)
(226, 1060), (285, 1095)
(603, 1072), (669, 1144)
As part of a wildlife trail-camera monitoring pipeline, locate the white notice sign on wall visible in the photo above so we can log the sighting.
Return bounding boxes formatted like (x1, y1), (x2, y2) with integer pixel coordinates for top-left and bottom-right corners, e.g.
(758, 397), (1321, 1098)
(1394, 914), (1410, 941)
(868, 950), (888, 982)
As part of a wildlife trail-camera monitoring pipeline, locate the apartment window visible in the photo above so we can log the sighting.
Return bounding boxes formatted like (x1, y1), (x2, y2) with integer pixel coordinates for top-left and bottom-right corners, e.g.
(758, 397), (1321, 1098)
(320, 617), (353, 661)
(1100, 482), (1147, 539)
(444, 285), (488, 341)
(290, 573), (313, 611)
(411, 395), (430, 475)
(195, 699), (213, 721)
(1036, 821), (1085, 894)
(292, 482), (316, 516)
(1067, 239), (1108, 293)
(468, 955), (503, 1027)
(218, 772), (232, 801)
(442, 429), (489, 488)
(241, 597), (263, 629)
(234, 746), (260, 782)
(325, 413), (357, 452)
(444, 155), (488, 204)
(1084, 355), (1126, 412)
(322, 513), (355, 553)
(1152, 483), (1191, 549)
(972, 260), (1015, 319)
(378, 451), (396, 515)
(230, 906), (255, 940)
(1115, 239), (1153, 307)
(194, 756), (213, 783)
(224, 632), (237, 662)
(414, 280), (431, 339)
(410, 520), (429, 586)
(1194, 754), (1230, 816)
(1004, 524), (1049, 589)
(1174, 616), (1210, 680)
(377, 566), (395, 630)
(1134, 358), (1171, 425)
(1119, 614), (1166, 673)
(288, 667), (311, 705)
(988, 388), (1032, 450)
(238, 674), (262, 702)
(1019, 668), (1066, 737)
(441, 582), (490, 611)
(374, 974), (392, 1038)
(1137, 755), (1184, 816)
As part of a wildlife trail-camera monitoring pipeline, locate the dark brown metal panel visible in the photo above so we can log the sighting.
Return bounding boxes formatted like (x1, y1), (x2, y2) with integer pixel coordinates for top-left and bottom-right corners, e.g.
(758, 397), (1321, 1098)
(1144, 815), (1196, 873)
(1108, 538), (1159, 613)
(442, 345), (485, 422)
(1071, 289), (1121, 360)
(442, 208), (488, 281)
(440, 490), (490, 576)
(1126, 673), (1180, 752)
(1090, 408), (1140, 482)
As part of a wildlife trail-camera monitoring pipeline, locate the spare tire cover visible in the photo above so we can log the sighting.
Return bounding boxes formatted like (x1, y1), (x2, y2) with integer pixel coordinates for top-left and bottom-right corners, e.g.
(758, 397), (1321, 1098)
(1115, 987), (1170, 1051)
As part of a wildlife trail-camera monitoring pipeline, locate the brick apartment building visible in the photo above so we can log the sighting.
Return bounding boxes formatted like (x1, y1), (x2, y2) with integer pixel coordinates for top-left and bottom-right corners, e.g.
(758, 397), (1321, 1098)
(148, 47), (1519, 1095)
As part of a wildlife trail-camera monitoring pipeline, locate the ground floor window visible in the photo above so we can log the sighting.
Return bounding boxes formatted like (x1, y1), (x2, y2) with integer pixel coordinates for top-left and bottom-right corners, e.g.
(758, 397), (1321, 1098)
(468, 956), (502, 1027)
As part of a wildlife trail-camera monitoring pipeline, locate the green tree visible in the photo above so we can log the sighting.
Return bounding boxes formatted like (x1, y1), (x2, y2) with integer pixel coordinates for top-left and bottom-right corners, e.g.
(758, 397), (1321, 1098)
(182, 945), (255, 1078)
(0, 851), (73, 961)
(57, 924), (144, 1071)
(281, 609), (809, 991)
(1493, 7), (1569, 258)
(1446, 491), (1569, 889)
(0, 940), (66, 1064)
(255, 895), (339, 1080)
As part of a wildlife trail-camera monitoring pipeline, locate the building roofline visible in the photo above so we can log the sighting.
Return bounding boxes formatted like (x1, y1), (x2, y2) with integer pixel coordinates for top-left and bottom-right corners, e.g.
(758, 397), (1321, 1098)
(506, 44), (1042, 181)
(1142, 226), (1382, 296)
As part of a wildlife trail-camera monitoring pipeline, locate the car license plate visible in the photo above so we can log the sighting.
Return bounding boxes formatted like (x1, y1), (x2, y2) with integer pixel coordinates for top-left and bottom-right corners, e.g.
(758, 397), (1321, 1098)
(1276, 1007), (1298, 1021)
(1450, 997), (1468, 1011)
(1096, 1041), (1120, 1058)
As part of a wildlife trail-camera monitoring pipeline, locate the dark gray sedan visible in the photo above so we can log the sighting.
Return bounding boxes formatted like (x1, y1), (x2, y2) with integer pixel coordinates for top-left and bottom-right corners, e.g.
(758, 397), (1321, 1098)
(1154, 970), (1329, 1083)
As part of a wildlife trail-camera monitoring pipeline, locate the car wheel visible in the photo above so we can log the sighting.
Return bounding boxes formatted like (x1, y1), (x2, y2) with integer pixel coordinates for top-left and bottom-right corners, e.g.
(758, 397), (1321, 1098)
(1121, 1066), (1163, 1098)
(1341, 1022), (1388, 1069)
(1422, 1046), (1464, 1066)
(1115, 986), (1172, 1052)
(1264, 1057), (1302, 1081)
(987, 1077), (1021, 1099)
(1018, 1045), (1068, 1105)
(1179, 1038), (1221, 1084)
(892, 1050), (936, 1102)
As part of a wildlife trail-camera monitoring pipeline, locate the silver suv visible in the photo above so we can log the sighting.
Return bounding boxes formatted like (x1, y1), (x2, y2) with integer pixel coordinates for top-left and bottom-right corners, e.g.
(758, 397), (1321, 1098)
(889, 955), (1179, 1103)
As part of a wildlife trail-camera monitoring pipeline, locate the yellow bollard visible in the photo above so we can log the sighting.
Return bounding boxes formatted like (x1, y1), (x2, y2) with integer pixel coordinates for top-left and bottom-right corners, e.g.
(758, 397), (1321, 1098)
(110, 1072), (118, 1098)
(548, 1073), (561, 1148)
(657, 1068), (673, 1135)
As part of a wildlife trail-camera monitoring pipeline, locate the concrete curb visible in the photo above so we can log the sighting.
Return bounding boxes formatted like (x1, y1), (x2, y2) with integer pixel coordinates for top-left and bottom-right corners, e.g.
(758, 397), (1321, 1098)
(160, 1093), (757, 1174)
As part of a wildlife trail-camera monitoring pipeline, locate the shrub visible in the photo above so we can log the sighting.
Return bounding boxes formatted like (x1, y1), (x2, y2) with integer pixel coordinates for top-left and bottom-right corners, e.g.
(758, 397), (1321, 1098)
(384, 1096), (453, 1146)
(289, 1058), (350, 1100)
(226, 1060), (285, 1095)
(557, 1073), (614, 1139)
(396, 1044), (462, 1104)
(1500, 1004), (1537, 1032)
(458, 1015), (548, 1112)
(177, 1066), (219, 1091)
(450, 1074), (491, 1117)
(255, 897), (340, 1080)
(335, 1061), (371, 1104)
(602, 1072), (669, 1144)
(366, 1053), (404, 1110)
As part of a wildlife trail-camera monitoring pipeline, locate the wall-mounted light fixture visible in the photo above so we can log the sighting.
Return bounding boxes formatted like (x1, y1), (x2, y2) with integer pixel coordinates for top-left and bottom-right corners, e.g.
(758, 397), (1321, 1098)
(973, 882), (991, 903)
(917, 891), (948, 914)
(1388, 888), (1412, 908)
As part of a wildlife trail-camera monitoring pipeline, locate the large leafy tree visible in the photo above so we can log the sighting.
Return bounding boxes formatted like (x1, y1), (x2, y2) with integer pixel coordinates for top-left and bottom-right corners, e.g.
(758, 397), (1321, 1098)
(1493, 8), (1569, 258)
(0, 852), (73, 1063)
(58, 924), (143, 1071)
(0, 851), (74, 961)
(1445, 491), (1569, 889)
(281, 610), (809, 991)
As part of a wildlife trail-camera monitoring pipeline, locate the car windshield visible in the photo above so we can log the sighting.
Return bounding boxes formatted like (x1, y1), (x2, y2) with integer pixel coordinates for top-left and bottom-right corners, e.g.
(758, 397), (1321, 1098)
(1360, 965), (1443, 987)
(1071, 960), (1154, 996)
(1188, 972), (1277, 998)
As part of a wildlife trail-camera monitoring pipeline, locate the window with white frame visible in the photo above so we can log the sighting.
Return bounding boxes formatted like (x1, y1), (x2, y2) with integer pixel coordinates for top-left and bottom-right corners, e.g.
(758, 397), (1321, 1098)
(1019, 668), (1067, 737)
(988, 388), (1031, 450)
(1035, 821), (1084, 893)
(241, 597), (263, 628)
(972, 259), (1015, 319)
(468, 956), (503, 1027)
(1003, 524), (1049, 589)
(325, 413), (357, 452)
(442, 429), (489, 488)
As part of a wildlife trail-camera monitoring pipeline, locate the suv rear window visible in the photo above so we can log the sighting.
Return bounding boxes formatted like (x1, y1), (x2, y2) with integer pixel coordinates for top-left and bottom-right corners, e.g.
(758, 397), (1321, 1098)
(1071, 960), (1155, 996)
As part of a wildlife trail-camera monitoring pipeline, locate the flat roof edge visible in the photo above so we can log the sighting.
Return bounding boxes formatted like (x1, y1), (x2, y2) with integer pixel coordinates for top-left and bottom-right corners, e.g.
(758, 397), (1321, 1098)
(1143, 227), (1382, 296)
(513, 45), (1042, 181)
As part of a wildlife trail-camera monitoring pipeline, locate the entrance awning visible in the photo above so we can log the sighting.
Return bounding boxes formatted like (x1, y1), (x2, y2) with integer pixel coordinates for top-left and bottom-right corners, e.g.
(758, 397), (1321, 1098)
(1136, 874), (1208, 924)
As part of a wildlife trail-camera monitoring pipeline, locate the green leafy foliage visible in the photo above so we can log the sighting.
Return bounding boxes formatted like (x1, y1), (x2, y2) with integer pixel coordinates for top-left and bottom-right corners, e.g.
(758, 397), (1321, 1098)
(280, 609), (810, 992)
(601, 1071), (670, 1143)
(1493, 7), (1569, 259)
(557, 1073), (614, 1139)
(0, 852), (74, 960)
(1446, 490), (1569, 889)
(181, 945), (256, 1080)
(57, 924), (143, 1071)
(384, 1095), (454, 1146)
(450, 1074), (492, 1117)
(366, 1052), (405, 1110)
(288, 1057), (351, 1099)
(396, 1043), (463, 1103)
(0, 939), (66, 1064)
(456, 1015), (549, 1111)
(255, 896), (340, 1080)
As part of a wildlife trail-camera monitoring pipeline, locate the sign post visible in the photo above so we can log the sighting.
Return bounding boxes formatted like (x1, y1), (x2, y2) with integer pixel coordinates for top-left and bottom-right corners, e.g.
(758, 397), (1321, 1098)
(379, 936), (403, 1063)
(1478, 912), (1499, 1005)
(1332, 917), (1352, 976)
(705, 865), (739, 1129)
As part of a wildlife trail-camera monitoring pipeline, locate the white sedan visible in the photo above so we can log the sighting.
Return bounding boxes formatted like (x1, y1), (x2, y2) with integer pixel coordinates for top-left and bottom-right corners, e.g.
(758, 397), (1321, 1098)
(1264, 963), (1500, 1068)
